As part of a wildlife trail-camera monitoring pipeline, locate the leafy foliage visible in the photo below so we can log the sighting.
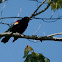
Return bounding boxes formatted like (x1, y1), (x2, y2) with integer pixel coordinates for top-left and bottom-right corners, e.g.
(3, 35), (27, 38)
(47, 0), (62, 10)
(0, 0), (7, 4)
(23, 45), (50, 62)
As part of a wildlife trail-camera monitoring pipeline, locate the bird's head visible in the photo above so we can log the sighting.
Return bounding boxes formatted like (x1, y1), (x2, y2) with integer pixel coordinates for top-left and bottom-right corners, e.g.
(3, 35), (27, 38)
(23, 17), (31, 21)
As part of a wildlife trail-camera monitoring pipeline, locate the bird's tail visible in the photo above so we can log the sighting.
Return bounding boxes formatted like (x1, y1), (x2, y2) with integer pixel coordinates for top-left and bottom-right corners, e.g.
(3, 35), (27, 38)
(1, 36), (10, 43)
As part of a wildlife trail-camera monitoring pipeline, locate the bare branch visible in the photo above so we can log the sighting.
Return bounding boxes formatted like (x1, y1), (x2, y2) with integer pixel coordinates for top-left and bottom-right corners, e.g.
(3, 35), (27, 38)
(34, 1), (52, 16)
(29, 0), (46, 18)
(48, 33), (62, 37)
(0, 17), (22, 20)
(0, 16), (62, 21)
(34, 17), (62, 20)
(1, 2), (7, 16)
(14, 8), (22, 21)
(32, 23), (41, 35)
(0, 22), (11, 26)
(0, 32), (62, 42)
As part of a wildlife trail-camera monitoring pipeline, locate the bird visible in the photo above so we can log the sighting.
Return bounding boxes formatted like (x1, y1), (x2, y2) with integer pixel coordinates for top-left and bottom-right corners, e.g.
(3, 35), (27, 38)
(1, 17), (31, 43)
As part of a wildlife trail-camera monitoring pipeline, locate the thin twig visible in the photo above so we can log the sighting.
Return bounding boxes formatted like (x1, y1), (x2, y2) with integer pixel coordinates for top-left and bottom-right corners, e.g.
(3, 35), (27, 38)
(32, 23), (41, 35)
(14, 8), (22, 21)
(34, 17), (62, 20)
(0, 16), (62, 20)
(48, 33), (62, 37)
(0, 17), (22, 20)
(1, 1), (7, 16)
(0, 22), (11, 26)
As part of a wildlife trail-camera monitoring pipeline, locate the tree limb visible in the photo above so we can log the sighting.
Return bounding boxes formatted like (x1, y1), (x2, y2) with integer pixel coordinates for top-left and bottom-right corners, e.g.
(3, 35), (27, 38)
(34, 1), (52, 16)
(29, 0), (46, 18)
(0, 32), (62, 42)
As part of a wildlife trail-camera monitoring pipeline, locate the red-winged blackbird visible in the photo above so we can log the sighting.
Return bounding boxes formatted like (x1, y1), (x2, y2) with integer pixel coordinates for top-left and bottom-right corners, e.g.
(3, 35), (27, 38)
(1, 17), (31, 43)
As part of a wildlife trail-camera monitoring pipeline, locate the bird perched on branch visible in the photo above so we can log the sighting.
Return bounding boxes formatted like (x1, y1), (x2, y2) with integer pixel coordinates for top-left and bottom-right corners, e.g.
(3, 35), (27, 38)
(1, 17), (31, 43)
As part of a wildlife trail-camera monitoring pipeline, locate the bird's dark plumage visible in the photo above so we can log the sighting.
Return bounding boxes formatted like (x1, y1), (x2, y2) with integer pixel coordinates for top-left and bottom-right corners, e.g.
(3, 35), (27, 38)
(1, 17), (31, 43)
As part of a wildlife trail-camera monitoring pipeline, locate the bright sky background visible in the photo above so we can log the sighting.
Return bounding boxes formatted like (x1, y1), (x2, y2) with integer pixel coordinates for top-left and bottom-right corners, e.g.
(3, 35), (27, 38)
(0, 0), (62, 62)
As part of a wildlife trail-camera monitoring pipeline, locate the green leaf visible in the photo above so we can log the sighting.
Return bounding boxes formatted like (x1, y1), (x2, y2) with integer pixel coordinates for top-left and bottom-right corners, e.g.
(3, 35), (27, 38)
(23, 46), (29, 58)
(28, 46), (33, 51)
(23, 45), (34, 58)
(47, 0), (62, 10)
(37, 54), (45, 62)
(44, 58), (50, 62)
(47, 0), (51, 3)
(24, 45), (50, 62)
(51, 3), (55, 10)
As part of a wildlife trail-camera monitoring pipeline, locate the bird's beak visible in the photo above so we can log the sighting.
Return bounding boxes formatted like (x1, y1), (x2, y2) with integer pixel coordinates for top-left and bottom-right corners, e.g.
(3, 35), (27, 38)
(30, 18), (32, 20)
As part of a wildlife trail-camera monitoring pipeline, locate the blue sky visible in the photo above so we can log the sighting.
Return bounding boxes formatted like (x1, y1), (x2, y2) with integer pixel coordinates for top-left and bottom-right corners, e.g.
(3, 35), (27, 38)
(0, 0), (62, 62)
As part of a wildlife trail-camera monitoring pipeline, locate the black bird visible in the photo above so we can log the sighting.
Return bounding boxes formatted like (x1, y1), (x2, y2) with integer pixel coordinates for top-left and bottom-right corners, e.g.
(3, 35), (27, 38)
(1, 17), (31, 43)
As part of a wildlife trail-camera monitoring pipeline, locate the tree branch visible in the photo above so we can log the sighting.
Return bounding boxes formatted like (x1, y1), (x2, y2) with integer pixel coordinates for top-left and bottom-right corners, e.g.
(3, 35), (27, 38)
(0, 32), (62, 42)
(0, 22), (11, 26)
(0, 17), (62, 20)
(0, 17), (22, 20)
(29, 0), (46, 18)
(48, 32), (62, 37)
(34, 1), (52, 16)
